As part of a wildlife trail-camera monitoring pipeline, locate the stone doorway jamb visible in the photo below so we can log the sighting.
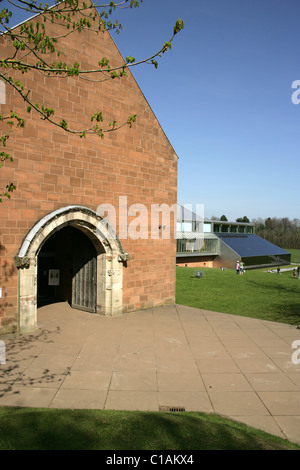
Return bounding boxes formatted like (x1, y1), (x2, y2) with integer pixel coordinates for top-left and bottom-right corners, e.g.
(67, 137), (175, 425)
(15, 205), (129, 332)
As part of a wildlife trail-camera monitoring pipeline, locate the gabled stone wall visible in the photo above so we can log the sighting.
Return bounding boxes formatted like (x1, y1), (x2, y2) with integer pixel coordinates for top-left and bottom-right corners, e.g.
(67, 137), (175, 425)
(0, 7), (178, 332)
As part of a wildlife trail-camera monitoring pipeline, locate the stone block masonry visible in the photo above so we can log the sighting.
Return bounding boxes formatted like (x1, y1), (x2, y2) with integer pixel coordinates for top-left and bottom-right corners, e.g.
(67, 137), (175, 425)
(0, 5), (178, 332)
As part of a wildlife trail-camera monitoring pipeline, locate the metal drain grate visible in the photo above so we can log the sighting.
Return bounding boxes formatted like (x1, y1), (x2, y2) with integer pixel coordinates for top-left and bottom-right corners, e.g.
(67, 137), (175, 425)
(159, 406), (186, 412)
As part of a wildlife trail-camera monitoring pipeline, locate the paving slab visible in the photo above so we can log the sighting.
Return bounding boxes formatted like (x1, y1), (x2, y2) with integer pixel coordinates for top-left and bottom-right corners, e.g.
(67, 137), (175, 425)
(202, 373), (253, 391)
(1, 301), (300, 446)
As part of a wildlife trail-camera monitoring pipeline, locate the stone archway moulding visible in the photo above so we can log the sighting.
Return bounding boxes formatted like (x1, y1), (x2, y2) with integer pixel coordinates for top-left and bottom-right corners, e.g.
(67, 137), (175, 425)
(15, 205), (129, 332)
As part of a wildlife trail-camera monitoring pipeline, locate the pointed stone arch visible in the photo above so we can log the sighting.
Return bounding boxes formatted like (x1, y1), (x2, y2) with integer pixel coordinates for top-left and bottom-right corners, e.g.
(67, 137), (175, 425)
(15, 205), (129, 332)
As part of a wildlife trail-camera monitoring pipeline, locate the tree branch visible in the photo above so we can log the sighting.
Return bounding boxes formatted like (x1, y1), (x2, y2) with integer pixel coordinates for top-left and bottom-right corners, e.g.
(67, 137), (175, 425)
(0, 0), (184, 201)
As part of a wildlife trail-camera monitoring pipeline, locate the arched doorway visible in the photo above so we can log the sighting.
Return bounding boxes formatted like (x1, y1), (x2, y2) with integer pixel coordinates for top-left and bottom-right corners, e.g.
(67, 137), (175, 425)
(37, 226), (98, 312)
(16, 206), (129, 332)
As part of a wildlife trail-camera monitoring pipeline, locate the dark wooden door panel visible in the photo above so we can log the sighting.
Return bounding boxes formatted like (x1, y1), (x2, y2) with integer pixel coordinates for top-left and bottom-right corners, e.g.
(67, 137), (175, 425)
(72, 233), (97, 313)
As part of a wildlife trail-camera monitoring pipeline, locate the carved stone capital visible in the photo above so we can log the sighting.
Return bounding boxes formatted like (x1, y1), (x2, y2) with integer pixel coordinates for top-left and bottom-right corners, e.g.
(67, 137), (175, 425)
(14, 256), (31, 269)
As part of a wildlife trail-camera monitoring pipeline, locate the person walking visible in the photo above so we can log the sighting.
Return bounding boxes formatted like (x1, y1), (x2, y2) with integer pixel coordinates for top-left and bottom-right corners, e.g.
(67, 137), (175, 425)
(236, 261), (240, 275)
(297, 265), (300, 279)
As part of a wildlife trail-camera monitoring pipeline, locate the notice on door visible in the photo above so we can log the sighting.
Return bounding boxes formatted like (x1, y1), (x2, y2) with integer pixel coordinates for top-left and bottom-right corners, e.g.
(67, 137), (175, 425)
(48, 269), (60, 286)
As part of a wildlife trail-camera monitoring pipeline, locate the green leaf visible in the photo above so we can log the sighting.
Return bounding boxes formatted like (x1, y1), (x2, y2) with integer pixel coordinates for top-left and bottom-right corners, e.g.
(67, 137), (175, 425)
(99, 57), (109, 67)
(163, 41), (172, 53)
(174, 18), (184, 35)
(109, 120), (117, 128)
(127, 114), (137, 127)
(91, 112), (103, 123)
(59, 119), (68, 130)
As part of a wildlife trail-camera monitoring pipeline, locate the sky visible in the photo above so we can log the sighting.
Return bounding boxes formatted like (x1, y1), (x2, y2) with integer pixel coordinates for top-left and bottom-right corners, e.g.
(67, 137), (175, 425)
(2, 0), (300, 222)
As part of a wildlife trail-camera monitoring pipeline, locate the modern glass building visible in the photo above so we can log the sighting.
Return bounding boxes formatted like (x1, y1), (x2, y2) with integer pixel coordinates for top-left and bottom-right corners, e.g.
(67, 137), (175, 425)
(176, 205), (291, 269)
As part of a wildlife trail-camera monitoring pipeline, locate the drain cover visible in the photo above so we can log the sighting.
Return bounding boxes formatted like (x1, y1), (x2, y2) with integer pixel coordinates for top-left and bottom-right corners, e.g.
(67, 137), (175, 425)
(159, 406), (186, 412)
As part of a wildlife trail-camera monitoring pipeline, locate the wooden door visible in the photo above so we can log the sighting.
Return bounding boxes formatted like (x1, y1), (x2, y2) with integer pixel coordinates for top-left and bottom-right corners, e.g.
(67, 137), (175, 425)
(72, 232), (97, 313)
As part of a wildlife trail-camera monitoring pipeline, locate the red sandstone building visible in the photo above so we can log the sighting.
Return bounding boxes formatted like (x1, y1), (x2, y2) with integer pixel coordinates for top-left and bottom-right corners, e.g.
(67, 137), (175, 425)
(0, 6), (178, 333)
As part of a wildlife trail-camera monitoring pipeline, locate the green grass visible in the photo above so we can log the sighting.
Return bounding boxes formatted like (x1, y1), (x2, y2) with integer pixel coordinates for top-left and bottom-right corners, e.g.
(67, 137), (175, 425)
(288, 248), (300, 263)
(0, 407), (299, 450)
(176, 265), (300, 325)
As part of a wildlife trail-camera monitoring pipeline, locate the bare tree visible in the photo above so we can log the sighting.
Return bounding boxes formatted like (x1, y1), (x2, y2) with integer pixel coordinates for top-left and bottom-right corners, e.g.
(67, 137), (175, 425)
(253, 217), (300, 249)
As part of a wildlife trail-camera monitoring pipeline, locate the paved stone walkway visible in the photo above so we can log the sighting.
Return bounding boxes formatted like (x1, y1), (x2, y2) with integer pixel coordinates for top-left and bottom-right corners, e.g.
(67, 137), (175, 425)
(1, 302), (300, 445)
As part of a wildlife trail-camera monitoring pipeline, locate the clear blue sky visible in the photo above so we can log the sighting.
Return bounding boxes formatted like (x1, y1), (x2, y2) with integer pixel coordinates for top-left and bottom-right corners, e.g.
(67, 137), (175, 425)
(111, 0), (300, 222)
(3, 0), (300, 221)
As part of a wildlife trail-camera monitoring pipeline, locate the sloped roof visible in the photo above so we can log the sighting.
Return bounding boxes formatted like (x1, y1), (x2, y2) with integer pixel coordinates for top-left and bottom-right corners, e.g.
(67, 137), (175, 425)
(216, 233), (290, 258)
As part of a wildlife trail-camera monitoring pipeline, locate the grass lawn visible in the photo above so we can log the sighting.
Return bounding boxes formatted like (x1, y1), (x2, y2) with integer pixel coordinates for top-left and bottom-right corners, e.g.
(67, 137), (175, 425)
(288, 248), (300, 264)
(0, 407), (299, 450)
(176, 265), (300, 325)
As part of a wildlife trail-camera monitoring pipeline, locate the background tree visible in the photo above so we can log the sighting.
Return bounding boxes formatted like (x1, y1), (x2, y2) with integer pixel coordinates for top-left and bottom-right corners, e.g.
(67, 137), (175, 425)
(0, 0), (184, 201)
(236, 216), (250, 223)
(252, 217), (300, 249)
(220, 214), (228, 221)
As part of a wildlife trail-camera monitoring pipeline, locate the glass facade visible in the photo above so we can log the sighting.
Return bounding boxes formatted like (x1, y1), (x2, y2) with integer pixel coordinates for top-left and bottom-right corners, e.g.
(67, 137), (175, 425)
(176, 235), (219, 254)
(213, 223), (253, 234)
(176, 206), (254, 257)
(176, 205), (289, 268)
